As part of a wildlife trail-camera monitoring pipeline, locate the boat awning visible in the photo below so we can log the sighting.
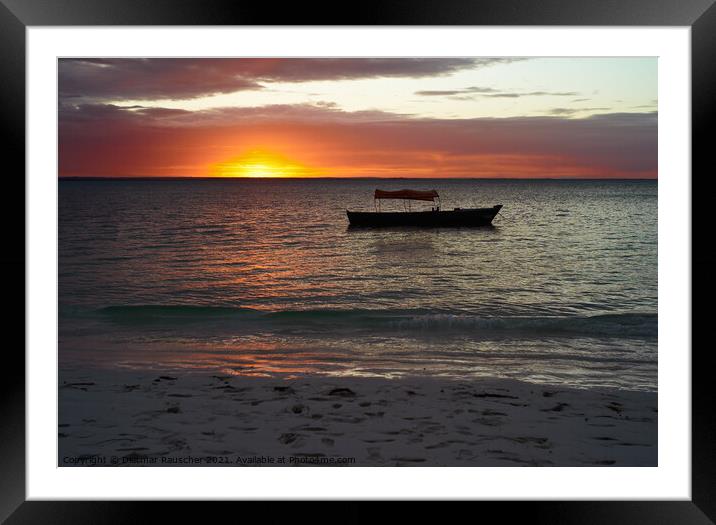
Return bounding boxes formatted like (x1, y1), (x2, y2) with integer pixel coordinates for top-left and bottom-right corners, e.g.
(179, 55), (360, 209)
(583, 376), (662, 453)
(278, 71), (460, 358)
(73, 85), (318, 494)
(374, 189), (439, 201)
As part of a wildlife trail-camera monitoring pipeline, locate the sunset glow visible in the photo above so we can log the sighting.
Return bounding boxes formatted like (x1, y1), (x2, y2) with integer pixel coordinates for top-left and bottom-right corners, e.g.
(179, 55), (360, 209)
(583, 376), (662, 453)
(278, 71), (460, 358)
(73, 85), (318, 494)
(58, 58), (657, 179)
(211, 150), (319, 178)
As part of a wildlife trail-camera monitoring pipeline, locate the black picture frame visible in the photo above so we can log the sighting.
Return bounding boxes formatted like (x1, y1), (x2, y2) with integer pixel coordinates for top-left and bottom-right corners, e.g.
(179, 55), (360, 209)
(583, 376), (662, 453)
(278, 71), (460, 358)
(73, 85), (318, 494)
(2, 0), (713, 522)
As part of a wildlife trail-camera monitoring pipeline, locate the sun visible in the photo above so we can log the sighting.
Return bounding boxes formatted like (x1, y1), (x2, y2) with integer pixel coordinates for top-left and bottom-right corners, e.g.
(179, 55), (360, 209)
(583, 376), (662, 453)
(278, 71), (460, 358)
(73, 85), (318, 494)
(211, 149), (318, 178)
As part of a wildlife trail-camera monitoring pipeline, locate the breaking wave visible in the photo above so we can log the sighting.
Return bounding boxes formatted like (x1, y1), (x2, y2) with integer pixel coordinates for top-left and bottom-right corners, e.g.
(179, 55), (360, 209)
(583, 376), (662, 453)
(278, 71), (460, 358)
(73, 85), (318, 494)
(90, 305), (657, 339)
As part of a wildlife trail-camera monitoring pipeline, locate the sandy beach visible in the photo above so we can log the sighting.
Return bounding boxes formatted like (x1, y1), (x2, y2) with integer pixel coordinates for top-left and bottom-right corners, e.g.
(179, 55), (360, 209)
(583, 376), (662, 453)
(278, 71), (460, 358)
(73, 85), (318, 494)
(59, 369), (657, 467)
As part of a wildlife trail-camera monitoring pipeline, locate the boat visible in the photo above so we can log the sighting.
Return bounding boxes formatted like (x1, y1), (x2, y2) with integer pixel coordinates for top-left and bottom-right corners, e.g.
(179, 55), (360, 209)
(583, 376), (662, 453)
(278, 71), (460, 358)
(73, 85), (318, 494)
(346, 189), (502, 227)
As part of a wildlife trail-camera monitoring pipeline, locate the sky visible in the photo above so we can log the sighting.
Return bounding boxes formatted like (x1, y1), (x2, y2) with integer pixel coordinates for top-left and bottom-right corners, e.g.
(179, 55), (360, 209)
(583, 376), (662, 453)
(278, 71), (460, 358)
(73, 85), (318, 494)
(58, 57), (657, 178)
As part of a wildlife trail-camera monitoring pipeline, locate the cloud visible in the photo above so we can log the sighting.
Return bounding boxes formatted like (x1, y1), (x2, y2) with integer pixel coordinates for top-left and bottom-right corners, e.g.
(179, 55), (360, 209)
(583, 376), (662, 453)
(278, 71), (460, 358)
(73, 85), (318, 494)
(484, 91), (579, 98)
(59, 58), (514, 102)
(59, 102), (407, 128)
(415, 86), (500, 96)
(548, 107), (611, 116)
(415, 86), (580, 98)
(59, 102), (657, 179)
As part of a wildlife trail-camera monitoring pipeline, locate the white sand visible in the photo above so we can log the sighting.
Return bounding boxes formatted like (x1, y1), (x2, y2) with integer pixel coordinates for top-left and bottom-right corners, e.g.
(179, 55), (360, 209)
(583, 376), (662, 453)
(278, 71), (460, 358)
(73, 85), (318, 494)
(58, 369), (657, 467)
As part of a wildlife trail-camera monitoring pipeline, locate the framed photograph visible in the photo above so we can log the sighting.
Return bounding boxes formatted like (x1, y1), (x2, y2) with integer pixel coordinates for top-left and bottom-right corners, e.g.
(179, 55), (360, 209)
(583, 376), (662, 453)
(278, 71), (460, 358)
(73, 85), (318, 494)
(4, 0), (713, 522)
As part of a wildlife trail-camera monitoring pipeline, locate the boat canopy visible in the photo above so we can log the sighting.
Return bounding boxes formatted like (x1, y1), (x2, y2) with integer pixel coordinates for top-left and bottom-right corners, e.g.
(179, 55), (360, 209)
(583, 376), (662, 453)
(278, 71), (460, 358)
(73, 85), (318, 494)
(374, 189), (439, 201)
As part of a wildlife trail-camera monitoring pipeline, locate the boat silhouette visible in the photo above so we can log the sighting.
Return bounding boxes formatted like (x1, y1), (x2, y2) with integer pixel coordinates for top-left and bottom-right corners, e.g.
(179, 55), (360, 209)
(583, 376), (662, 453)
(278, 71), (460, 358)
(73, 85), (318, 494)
(347, 189), (502, 227)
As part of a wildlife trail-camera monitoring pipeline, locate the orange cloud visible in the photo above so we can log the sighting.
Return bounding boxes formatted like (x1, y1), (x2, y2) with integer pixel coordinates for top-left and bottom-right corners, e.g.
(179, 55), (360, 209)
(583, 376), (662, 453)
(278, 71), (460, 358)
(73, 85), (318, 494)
(59, 104), (657, 179)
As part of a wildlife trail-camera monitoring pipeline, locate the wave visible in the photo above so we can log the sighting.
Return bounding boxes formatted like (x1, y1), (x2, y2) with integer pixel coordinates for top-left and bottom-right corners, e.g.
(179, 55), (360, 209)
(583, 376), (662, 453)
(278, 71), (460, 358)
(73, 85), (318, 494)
(89, 305), (657, 339)
(99, 305), (252, 318)
(381, 311), (656, 338)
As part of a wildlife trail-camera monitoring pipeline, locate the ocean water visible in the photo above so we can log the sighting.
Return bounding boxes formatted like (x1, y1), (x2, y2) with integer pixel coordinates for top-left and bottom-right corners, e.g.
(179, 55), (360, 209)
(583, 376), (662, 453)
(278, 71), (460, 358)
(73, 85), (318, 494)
(59, 179), (657, 391)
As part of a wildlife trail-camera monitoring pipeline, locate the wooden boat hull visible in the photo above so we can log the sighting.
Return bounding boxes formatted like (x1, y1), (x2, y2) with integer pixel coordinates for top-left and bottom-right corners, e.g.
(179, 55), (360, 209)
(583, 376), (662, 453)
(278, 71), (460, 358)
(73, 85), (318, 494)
(346, 205), (503, 227)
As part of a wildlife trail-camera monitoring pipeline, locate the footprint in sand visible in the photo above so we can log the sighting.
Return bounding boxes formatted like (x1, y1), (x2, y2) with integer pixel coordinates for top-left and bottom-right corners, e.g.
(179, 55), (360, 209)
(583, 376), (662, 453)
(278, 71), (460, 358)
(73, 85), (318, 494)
(366, 447), (382, 461)
(278, 433), (301, 445)
(328, 388), (356, 398)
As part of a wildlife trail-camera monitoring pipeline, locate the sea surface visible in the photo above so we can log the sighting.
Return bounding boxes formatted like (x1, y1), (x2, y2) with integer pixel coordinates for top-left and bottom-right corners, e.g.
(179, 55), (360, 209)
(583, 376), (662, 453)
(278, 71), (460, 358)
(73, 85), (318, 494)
(59, 179), (657, 391)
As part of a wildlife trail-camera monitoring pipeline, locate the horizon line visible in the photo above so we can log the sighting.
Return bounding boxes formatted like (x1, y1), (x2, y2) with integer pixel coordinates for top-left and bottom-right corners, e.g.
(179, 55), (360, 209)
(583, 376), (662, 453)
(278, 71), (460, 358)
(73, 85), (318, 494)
(58, 176), (658, 181)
